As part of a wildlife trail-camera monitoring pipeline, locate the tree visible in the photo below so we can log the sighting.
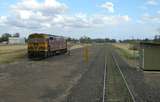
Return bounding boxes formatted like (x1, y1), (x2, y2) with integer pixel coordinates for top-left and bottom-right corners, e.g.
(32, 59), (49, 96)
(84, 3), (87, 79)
(92, 38), (105, 43)
(105, 38), (116, 43)
(1, 33), (12, 42)
(67, 37), (78, 43)
(154, 35), (160, 42)
(80, 36), (91, 43)
(13, 33), (20, 37)
(0, 37), (2, 42)
(154, 28), (160, 42)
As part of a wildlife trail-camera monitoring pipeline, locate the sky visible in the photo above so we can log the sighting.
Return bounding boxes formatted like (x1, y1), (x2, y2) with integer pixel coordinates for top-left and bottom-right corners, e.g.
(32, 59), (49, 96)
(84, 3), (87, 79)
(0, 0), (160, 39)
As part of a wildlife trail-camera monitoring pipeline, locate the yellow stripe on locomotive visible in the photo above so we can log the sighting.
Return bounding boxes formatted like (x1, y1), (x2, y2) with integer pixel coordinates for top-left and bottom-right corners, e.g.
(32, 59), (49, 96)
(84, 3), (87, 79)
(28, 42), (48, 52)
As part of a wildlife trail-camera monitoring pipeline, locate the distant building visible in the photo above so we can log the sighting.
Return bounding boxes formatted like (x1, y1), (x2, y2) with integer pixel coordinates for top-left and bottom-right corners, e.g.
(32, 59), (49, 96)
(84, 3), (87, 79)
(8, 37), (25, 44)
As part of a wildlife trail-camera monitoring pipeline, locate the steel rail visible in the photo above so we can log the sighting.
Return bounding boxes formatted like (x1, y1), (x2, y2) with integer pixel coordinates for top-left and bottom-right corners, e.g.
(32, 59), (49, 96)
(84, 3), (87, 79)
(102, 54), (107, 102)
(112, 54), (136, 102)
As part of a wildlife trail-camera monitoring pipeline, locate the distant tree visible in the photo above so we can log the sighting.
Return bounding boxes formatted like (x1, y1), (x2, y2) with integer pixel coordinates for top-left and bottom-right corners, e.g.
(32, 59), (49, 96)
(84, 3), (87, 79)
(1, 33), (12, 42)
(13, 33), (20, 37)
(119, 40), (123, 43)
(80, 36), (92, 43)
(157, 28), (160, 34)
(104, 38), (116, 43)
(79, 36), (117, 43)
(67, 37), (72, 41)
(24, 37), (28, 43)
(144, 38), (149, 42)
(105, 38), (110, 42)
(0, 37), (2, 42)
(154, 28), (160, 42)
(67, 37), (78, 43)
(111, 39), (116, 43)
(154, 35), (160, 42)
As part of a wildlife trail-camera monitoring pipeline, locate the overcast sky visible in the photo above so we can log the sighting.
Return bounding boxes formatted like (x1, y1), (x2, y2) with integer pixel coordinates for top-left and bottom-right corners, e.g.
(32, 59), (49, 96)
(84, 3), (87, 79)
(0, 0), (160, 39)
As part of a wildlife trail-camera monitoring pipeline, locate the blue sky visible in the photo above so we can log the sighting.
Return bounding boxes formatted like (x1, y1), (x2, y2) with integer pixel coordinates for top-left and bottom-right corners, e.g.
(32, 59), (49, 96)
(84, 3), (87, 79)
(0, 0), (160, 39)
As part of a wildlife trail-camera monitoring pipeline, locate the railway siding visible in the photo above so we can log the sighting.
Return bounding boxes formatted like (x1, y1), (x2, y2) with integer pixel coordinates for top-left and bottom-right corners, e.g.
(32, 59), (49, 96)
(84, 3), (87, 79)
(112, 45), (160, 102)
(105, 46), (133, 102)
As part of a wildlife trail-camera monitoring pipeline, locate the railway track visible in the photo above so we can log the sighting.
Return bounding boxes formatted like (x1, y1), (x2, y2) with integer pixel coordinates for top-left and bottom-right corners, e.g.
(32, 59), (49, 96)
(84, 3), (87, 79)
(102, 55), (107, 102)
(112, 54), (136, 102)
(102, 47), (135, 102)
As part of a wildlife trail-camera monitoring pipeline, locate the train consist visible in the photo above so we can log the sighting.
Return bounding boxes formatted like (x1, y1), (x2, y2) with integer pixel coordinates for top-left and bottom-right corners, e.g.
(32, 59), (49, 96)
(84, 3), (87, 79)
(28, 33), (67, 59)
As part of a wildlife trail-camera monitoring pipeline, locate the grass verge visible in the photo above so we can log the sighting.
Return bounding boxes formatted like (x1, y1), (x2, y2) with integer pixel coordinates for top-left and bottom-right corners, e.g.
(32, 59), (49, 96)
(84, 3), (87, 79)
(112, 43), (139, 67)
(0, 45), (27, 64)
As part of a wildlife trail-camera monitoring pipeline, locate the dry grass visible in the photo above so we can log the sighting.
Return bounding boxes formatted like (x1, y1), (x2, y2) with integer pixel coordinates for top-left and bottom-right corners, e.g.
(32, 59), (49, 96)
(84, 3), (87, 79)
(68, 42), (92, 50)
(0, 43), (91, 64)
(0, 45), (27, 64)
(112, 43), (139, 67)
(112, 43), (138, 59)
(70, 45), (83, 50)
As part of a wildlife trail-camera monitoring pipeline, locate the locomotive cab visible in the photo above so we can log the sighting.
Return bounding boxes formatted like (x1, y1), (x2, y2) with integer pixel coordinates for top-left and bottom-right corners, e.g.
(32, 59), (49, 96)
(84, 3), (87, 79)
(28, 34), (49, 59)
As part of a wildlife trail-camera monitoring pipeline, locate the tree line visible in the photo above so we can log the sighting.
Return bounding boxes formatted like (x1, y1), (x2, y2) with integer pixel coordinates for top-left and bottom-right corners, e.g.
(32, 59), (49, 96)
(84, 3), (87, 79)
(67, 36), (116, 43)
(119, 35), (160, 44)
(68, 35), (160, 43)
(0, 33), (160, 43)
(0, 33), (20, 42)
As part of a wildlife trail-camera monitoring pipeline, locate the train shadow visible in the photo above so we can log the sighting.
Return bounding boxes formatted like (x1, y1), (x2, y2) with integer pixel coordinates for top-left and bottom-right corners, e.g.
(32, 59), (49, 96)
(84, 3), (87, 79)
(27, 52), (69, 62)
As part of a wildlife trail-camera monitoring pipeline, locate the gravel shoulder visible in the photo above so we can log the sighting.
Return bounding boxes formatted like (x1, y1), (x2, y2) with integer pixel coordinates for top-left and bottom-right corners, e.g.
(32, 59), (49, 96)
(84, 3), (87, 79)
(65, 45), (105, 102)
(0, 45), (101, 102)
(106, 46), (133, 102)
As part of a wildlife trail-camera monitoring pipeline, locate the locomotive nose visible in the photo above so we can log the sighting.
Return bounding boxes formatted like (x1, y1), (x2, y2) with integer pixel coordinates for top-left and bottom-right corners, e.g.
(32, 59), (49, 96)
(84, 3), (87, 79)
(33, 43), (39, 51)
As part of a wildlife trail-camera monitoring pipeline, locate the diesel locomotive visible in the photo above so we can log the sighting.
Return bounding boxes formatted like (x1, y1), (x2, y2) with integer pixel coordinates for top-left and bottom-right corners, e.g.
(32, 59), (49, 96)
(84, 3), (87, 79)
(28, 33), (67, 59)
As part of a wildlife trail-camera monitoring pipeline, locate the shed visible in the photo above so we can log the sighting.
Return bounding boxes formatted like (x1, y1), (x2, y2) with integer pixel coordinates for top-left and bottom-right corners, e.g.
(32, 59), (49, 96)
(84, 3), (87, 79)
(9, 37), (25, 44)
(139, 42), (160, 71)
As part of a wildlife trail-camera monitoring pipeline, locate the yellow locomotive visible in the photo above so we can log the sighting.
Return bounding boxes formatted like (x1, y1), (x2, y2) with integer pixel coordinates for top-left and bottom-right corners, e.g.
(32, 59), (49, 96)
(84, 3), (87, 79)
(28, 33), (67, 59)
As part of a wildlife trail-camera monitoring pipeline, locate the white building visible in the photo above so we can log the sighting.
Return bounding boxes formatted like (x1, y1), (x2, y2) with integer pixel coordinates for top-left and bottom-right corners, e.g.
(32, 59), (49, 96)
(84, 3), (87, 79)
(9, 37), (25, 44)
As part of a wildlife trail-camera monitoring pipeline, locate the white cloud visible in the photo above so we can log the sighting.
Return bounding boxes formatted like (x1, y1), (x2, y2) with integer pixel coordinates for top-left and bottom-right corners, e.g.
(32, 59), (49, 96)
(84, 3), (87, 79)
(6, 0), (68, 29)
(100, 2), (114, 13)
(4, 13), (130, 30)
(0, 0), (130, 30)
(146, 0), (158, 5)
(140, 12), (160, 23)
(16, 10), (33, 20)
(11, 0), (68, 17)
(51, 14), (130, 28)
(0, 16), (7, 26)
(90, 15), (130, 26)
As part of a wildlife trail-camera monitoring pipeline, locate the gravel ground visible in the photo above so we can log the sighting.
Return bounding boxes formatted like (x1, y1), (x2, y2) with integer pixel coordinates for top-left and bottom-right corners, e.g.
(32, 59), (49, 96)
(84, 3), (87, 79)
(112, 45), (160, 102)
(0, 45), (104, 102)
(65, 45), (105, 102)
(1, 44), (159, 102)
